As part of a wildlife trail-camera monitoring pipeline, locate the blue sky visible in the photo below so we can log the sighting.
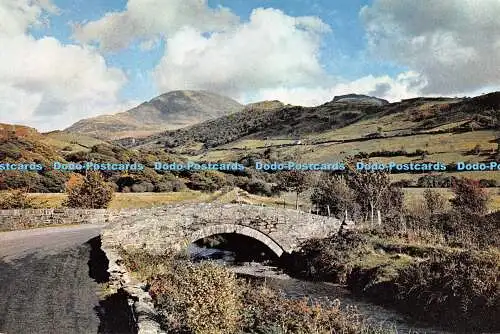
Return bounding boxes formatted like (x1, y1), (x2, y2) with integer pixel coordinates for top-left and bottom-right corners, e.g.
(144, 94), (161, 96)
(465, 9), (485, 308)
(1, 0), (499, 130)
(30, 0), (406, 103)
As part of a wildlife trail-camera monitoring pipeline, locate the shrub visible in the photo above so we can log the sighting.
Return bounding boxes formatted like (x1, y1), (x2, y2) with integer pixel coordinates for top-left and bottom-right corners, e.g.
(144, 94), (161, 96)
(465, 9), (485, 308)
(241, 178), (272, 196)
(131, 181), (154, 193)
(240, 283), (380, 334)
(286, 232), (374, 283)
(149, 261), (242, 334)
(423, 189), (447, 214)
(121, 247), (388, 334)
(450, 178), (490, 216)
(154, 180), (186, 192)
(437, 210), (500, 248)
(187, 171), (228, 192)
(394, 250), (500, 331)
(63, 172), (114, 208)
(0, 189), (37, 209)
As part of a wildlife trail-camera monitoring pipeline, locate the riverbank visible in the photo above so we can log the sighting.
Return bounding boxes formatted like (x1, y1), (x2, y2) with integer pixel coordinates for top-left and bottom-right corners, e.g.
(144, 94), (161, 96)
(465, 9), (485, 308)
(229, 263), (452, 333)
(286, 229), (500, 333)
(117, 247), (395, 334)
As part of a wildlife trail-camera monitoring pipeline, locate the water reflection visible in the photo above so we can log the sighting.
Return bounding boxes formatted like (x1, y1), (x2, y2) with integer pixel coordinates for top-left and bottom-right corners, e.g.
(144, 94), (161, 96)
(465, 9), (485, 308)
(187, 244), (235, 263)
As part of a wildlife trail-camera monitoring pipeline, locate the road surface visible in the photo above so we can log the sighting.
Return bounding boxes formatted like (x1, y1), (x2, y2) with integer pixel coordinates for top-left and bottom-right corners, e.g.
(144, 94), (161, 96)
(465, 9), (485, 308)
(0, 225), (123, 334)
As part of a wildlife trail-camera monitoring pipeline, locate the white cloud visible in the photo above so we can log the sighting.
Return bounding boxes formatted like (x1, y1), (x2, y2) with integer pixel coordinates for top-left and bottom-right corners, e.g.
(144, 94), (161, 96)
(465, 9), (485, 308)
(154, 8), (331, 97)
(0, 0), (58, 37)
(246, 71), (426, 106)
(72, 0), (239, 51)
(361, 0), (500, 95)
(0, 0), (128, 131)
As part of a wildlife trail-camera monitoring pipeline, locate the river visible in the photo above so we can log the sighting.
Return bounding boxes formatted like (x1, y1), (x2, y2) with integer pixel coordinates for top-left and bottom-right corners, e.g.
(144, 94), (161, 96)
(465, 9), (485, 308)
(189, 245), (453, 334)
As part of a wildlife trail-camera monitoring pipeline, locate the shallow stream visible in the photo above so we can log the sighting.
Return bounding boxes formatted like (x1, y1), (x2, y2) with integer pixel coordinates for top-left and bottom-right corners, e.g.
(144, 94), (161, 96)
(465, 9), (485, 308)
(189, 245), (452, 334)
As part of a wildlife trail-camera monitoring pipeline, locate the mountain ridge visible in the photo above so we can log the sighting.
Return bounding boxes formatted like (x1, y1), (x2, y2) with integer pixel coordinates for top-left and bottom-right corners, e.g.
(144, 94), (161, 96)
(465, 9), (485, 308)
(65, 90), (244, 140)
(114, 92), (500, 164)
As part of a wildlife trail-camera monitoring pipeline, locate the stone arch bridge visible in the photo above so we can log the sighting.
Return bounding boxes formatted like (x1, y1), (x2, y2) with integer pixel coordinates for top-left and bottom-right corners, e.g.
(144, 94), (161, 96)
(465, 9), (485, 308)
(101, 204), (344, 257)
(0, 204), (345, 257)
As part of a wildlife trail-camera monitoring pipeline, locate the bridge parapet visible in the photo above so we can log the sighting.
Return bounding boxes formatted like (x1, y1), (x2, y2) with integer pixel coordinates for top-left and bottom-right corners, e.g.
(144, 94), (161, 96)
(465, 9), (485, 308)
(102, 203), (343, 257)
(0, 204), (343, 256)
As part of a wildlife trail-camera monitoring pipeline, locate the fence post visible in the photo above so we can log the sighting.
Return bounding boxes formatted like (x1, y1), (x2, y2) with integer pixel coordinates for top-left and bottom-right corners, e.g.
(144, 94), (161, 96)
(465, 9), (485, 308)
(377, 210), (382, 225)
(327, 205), (331, 217)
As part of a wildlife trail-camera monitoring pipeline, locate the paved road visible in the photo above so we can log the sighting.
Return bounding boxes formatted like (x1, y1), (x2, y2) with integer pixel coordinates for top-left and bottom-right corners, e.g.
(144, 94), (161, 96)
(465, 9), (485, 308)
(0, 225), (113, 334)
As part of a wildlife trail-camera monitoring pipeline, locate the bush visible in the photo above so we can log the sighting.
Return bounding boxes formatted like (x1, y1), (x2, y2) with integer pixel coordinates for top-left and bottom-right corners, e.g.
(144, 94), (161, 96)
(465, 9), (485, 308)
(63, 172), (114, 208)
(121, 248), (388, 334)
(437, 210), (500, 248)
(241, 178), (272, 196)
(154, 180), (186, 192)
(423, 189), (447, 214)
(286, 232), (374, 283)
(131, 182), (154, 193)
(187, 171), (228, 192)
(0, 189), (37, 209)
(240, 283), (380, 334)
(394, 250), (500, 331)
(149, 261), (242, 334)
(450, 178), (490, 215)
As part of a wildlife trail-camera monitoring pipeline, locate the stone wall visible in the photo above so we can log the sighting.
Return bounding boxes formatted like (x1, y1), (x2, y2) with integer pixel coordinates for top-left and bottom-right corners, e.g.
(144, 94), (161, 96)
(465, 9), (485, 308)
(1, 204), (344, 256)
(0, 208), (117, 231)
(101, 203), (343, 256)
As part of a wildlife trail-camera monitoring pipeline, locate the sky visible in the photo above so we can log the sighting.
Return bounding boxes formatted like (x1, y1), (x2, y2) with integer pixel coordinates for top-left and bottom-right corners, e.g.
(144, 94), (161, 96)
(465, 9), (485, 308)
(1, 0), (499, 131)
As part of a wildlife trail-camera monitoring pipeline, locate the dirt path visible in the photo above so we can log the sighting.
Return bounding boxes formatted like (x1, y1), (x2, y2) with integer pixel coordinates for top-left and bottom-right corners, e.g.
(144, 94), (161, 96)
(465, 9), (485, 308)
(0, 225), (109, 334)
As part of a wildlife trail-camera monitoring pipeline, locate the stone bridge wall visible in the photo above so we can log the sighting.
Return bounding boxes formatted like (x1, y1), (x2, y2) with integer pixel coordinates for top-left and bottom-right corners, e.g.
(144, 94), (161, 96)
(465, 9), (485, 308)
(0, 204), (344, 256)
(101, 203), (343, 256)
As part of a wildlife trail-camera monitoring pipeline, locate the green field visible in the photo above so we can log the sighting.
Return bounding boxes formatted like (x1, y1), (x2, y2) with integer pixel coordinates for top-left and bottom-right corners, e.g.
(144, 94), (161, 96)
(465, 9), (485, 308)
(27, 188), (500, 211)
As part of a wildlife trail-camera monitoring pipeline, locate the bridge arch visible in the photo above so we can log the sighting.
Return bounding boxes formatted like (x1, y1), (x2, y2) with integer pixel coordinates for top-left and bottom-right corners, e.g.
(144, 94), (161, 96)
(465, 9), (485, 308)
(189, 224), (285, 257)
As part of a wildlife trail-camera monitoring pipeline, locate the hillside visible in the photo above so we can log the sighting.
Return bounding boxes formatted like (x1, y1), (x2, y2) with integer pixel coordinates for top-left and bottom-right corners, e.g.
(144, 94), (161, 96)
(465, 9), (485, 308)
(116, 92), (500, 183)
(1, 92), (499, 194)
(0, 124), (63, 163)
(65, 90), (244, 140)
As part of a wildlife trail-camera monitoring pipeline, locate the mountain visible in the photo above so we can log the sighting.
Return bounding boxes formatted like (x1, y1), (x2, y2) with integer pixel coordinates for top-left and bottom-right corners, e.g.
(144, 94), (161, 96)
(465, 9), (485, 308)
(331, 94), (389, 106)
(65, 90), (244, 140)
(116, 92), (500, 185)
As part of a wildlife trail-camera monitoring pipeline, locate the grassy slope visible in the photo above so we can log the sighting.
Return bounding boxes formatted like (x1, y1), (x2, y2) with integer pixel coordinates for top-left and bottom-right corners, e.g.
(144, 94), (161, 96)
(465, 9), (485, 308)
(27, 187), (500, 211)
(158, 94), (499, 184)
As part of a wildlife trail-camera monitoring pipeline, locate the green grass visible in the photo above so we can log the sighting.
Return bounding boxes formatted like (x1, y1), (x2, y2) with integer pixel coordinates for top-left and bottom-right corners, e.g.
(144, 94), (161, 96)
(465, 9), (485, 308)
(27, 191), (209, 209)
(25, 188), (500, 211)
(42, 131), (106, 152)
(26, 189), (307, 209)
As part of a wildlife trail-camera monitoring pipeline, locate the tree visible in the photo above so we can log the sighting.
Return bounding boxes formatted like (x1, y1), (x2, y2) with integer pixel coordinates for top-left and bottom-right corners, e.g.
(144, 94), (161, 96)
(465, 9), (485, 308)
(423, 189), (447, 214)
(64, 172), (114, 208)
(277, 170), (311, 210)
(344, 159), (403, 224)
(310, 172), (359, 217)
(450, 178), (490, 216)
